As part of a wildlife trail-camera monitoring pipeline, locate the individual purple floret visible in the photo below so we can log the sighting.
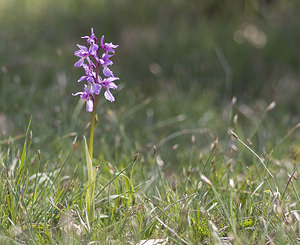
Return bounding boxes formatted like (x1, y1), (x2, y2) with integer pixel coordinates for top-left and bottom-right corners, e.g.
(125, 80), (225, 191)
(100, 76), (119, 102)
(73, 28), (119, 111)
(74, 45), (92, 67)
(82, 28), (99, 56)
(77, 64), (95, 83)
(101, 35), (119, 54)
(72, 85), (94, 112)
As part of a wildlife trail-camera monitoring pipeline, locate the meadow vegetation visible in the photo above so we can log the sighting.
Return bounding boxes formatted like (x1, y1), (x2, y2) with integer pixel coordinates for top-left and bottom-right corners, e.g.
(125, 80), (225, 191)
(0, 0), (299, 244)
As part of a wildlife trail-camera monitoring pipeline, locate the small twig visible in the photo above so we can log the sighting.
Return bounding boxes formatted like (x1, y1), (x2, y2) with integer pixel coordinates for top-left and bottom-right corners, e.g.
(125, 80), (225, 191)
(229, 129), (273, 178)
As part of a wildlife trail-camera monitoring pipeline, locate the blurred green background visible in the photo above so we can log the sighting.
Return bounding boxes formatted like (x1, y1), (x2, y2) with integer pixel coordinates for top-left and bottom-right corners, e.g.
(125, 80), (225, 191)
(0, 0), (299, 159)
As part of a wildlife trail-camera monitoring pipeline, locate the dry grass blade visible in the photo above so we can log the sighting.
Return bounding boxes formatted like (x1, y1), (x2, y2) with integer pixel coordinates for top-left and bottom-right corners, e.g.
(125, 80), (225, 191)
(158, 128), (211, 146)
(155, 217), (188, 244)
(229, 129), (273, 178)
(281, 161), (300, 202)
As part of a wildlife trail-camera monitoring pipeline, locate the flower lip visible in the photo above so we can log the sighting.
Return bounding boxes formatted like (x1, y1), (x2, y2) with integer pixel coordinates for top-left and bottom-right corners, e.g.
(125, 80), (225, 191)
(104, 90), (115, 102)
(86, 99), (93, 112)
(103, 66), (113, 77)
(74, 58), (84, 67)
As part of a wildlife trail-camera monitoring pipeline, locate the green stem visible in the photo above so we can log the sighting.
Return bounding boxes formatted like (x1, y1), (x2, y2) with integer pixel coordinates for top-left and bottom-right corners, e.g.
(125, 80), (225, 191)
(89, 95), (99, 159)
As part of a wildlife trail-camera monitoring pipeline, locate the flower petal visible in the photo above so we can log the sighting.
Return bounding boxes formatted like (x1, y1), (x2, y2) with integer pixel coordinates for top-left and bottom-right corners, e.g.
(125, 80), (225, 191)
(89, 43), (99, 55)
(109, 82), (118, 90)
(100, 35), (105, 47)
(74, 59), (84, 67)
(91, 83), (102, 95)
(103, 66), (113, 77)
(74, 50), (83, 57)
(77, 44), (88, 51)
(107, 76), (119, 82)
(72, 92), (83, 96)
(87, 76), (94, 83)
(86, 100), (93, 112)
(104, 90), (115, 102)
(78, 76), (87, 82)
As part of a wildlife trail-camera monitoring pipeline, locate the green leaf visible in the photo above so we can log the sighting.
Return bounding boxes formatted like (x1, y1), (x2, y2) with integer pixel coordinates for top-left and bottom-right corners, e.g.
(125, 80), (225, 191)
(17, 117), (32, 187)
(83, 136), (95, 223)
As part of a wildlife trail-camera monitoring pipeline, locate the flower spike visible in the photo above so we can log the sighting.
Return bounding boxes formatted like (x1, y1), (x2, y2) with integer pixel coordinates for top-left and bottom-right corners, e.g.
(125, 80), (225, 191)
(73, 28), (119, 111)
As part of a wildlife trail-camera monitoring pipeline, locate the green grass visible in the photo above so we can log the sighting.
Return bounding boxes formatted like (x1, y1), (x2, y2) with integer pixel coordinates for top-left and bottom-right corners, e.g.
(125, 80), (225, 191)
(0, 0), (300, 244)
(0, 94), (299, 244)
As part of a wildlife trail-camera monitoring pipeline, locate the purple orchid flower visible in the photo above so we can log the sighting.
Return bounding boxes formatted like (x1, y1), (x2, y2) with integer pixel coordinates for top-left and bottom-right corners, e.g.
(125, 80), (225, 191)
(74, 44), (92, 67)
(100, 53), (114, 66)
(77, 64), (95, 83)
(82, 28), (99, 56)
(100, 77), (119, 102)
(100, 35), (119, 54)
(82, 28), (97, 44)
(72, 85), (94, 112)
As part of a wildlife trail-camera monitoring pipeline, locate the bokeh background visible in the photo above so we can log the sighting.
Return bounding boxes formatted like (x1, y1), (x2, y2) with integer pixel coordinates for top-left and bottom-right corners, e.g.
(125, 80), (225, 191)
(0, 0), (299, 162)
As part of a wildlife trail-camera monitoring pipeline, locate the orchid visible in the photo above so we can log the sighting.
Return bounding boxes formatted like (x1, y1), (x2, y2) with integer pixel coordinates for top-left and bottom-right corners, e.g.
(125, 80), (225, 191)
(73, 28), (119, 111)
(72, 28), (119, 223)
